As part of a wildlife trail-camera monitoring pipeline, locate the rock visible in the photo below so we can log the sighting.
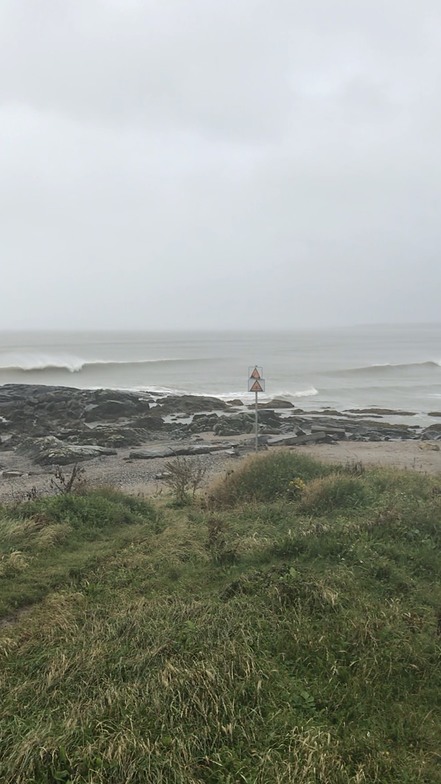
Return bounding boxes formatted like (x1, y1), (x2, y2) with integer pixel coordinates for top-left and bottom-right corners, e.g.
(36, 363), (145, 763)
(213, 413), (255, 437)
(345, 408), (417, 416)
(54, 424), (150, 448)
(188, 413), (221, 434)
(267, 432), (327, 447)
(0, 470), (23, 478)
(421, 424), (441, 441)
(311, 424), (346, 438)
(258, 398), (295, 409)
(155, 395), (229, 415)
(130, 442), (235, 460)
(18, 437), (117, 465)
(428, 412), (441, 417)
(84, 399), (139, 421)
(257, 410), (282, 428)
(419, 442), (440, 451)
(323, 434), (339, 444)
(133, 415), (165, 431)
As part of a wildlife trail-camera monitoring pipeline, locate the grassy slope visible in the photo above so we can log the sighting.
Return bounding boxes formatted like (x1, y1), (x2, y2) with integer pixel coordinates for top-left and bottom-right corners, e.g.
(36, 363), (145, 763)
(0, 454), (440, 783)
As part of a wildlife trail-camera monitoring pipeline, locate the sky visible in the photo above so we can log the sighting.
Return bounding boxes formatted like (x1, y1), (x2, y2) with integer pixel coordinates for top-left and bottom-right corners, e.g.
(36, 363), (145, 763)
(1, 0), (441, 330)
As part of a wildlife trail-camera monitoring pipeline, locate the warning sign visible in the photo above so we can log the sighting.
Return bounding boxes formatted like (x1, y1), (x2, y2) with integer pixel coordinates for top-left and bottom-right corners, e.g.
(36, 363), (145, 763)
(248, 366), (265, 393)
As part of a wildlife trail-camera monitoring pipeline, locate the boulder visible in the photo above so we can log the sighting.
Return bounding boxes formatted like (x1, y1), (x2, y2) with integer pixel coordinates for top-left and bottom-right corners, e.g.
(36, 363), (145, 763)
(18, 437), (117, 465)
(84, 399), (139, 421)
(267, 432), (327, 446)
(213, 413), (255, 436)
(129, 442), (235, 460)
(188, 413), (220, 433)
(421, 424), (441, 441)
(57, 425), (149, 448)
(155, 395), (229, 415)
(258, 398), (295, 409)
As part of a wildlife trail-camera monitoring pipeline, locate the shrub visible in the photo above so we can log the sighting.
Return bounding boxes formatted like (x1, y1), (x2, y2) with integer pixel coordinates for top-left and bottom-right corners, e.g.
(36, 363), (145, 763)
(209, 452), (333, 507)
(300, 474), (368, 515)
(16, 491), (158, 530)
(163, 457), (207, 505)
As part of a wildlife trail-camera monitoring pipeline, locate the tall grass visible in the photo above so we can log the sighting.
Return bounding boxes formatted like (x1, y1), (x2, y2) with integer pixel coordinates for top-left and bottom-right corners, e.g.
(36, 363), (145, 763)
(0, 455), (441, 782)
(208, 451), (334, 506)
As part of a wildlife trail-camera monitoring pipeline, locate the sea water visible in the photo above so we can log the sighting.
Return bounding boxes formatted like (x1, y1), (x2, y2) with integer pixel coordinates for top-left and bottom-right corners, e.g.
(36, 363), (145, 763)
(0, 324), (440, 416)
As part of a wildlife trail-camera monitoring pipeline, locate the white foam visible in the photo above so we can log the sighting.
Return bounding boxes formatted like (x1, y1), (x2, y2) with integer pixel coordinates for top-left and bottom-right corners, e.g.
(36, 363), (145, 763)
(0, 354), (181, 373)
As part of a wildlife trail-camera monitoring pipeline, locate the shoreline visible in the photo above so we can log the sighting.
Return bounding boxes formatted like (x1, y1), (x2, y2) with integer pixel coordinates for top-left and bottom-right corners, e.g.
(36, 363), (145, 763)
(0, 383), (440, 502)
(1, 439), (440, 506)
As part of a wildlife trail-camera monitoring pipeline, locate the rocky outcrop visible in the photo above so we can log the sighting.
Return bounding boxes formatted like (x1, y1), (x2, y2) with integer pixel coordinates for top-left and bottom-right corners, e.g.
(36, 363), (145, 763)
(213, 413), (255, 436)
(17, 437), (117, 466)
(421, 423), (441, 440)
(0, 383), (432, 468)
(154, 395), (229, 415)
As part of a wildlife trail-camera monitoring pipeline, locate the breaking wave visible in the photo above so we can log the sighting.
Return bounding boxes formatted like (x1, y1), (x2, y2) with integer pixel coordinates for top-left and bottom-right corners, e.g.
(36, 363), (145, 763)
(0, 355), (199, 374)
(287, 387), (319, 398)
(333, 360), (441, 377)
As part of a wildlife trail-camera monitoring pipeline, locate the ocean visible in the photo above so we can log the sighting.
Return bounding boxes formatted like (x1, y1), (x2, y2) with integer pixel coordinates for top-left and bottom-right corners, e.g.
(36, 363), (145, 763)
(0, 324), (440, 419)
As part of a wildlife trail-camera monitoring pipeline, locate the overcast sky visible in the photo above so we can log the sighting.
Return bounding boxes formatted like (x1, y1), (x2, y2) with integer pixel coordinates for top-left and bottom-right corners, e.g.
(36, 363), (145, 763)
(1, 0), (440, 330)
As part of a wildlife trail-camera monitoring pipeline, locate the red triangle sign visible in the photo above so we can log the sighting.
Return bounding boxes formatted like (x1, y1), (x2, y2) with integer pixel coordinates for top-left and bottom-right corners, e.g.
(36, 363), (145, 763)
(250, 379), (263, 393)
(250, 367), (261, 379)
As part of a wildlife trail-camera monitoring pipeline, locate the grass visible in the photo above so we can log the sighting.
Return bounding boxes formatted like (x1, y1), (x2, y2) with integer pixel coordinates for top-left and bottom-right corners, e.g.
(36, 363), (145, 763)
(0, 455), (441, 782)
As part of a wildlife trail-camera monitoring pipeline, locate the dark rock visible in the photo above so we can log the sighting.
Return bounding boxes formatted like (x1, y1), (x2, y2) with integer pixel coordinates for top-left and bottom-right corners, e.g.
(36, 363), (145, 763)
(188, 413), (221, 433)
(84, 399), (138, 421)
(213, 413), (255, 436)
(422, 424), (441, 440)
(133, 415), (165, 431)
(428, 412), (441, 417)
(155, 395), (229, 415)
(345, 408), (417, 416)
(258, 398), (295, 409)
(257, 410), (282, 428)
(311, 424), (346, 438)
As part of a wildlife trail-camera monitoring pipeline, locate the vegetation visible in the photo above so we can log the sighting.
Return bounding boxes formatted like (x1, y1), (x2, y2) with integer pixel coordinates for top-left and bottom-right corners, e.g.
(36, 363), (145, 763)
(0, 454), (441, 782)
(163, 456), (207, 505)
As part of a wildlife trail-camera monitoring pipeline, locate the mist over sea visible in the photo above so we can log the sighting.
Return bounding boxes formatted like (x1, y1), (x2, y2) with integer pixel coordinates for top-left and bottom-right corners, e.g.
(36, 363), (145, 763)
(0, 324), (440, 417)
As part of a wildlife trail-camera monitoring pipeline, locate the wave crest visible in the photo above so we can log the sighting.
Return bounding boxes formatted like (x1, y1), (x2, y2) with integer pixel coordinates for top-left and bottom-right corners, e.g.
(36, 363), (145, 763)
(334, 360), (441, 376)
(0, 354), (187, 373)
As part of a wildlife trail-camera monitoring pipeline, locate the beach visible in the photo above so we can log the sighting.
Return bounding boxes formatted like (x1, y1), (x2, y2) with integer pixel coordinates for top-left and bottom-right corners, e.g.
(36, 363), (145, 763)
(1, 324), (441, 502)
(1, 435), (440, 505)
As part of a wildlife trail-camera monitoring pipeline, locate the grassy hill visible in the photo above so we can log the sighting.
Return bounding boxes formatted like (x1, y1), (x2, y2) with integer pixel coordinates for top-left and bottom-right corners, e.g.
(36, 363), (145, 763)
(1, 452), (441, 783)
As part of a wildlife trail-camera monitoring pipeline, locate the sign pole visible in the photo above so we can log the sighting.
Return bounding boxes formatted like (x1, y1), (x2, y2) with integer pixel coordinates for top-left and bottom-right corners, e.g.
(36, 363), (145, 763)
(248, 366), (265, 454)
(255, 389), (258, 452)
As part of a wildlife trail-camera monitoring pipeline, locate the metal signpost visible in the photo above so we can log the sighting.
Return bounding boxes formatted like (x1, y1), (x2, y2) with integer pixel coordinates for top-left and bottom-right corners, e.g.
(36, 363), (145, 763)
(248, 366), (265, 452)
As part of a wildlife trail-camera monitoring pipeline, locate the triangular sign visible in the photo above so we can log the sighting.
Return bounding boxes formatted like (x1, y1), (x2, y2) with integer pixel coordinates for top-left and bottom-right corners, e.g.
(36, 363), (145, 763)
(250, 380), (263, 393)
(250, 367), (261, 379)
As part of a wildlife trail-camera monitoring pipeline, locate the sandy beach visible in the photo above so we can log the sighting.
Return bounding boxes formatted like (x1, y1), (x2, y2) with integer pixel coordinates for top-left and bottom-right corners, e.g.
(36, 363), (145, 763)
(1, 438), (440, 504)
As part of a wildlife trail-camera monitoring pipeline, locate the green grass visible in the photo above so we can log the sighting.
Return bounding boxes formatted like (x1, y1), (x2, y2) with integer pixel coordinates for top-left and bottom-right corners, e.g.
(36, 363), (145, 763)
(0, 458), (441, 782)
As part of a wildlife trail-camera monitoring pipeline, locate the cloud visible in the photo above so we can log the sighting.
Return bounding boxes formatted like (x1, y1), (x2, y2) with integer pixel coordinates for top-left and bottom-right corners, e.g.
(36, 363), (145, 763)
(0, 0), (440, 328)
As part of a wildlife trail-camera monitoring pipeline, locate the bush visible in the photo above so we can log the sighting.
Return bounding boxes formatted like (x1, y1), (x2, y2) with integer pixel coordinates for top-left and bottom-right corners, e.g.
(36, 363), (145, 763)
(299, 474), (368, 515)
(209, 452), (333, 507)
(163, 457), (207, 505)
(16, 490), (158, 530)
